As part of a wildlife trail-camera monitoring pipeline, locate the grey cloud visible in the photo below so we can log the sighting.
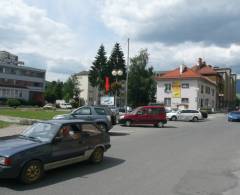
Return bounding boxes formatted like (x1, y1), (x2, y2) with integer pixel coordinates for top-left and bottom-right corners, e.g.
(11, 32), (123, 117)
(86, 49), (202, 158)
(102, 0), (240, 46)
(18, 53), (48, 70)
(48, 58), (86, 75)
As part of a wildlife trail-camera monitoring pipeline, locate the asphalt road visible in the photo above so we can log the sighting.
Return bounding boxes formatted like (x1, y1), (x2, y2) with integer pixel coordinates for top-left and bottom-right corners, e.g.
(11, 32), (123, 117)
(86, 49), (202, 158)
(1, 114), (240, 195)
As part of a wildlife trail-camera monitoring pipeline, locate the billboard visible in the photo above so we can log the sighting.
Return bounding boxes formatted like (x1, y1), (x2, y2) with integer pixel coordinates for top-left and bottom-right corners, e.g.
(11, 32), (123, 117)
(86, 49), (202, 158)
(100, 96), (114, 106)
(172, 80), (181, 98)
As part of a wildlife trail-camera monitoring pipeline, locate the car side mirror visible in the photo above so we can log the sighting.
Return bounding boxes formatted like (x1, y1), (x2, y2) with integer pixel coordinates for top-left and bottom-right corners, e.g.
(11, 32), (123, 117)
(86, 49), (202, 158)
(52, 137), (62, 144)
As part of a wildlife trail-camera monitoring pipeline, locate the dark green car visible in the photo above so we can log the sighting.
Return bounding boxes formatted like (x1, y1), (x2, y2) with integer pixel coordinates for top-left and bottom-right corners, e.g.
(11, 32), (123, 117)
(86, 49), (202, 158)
(0, 120), (111, 184)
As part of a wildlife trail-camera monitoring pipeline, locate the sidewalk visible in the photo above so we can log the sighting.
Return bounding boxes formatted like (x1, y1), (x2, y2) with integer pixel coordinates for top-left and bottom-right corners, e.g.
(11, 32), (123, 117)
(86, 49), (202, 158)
(0, 115), (39, 124)
(0, 124), (26, 137)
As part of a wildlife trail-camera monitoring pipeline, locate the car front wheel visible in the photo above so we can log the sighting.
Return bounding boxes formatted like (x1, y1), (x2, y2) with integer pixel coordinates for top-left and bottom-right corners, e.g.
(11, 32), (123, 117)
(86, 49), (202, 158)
(125, 120), (132, 127)
(20, 160), (44, 184)
(192, 116), (198, 122)
(90, 147), (104, 164)
(97, 123), (108, 132)
(156, 121), (164, 128)
(171, 116), (177, 121)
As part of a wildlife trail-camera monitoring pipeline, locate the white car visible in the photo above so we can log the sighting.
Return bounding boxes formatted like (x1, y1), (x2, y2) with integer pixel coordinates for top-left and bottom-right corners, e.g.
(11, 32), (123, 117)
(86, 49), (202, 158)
(168, 109), (203, 121)
(59, 103), (72, 109)
(166, 110), (179, 121)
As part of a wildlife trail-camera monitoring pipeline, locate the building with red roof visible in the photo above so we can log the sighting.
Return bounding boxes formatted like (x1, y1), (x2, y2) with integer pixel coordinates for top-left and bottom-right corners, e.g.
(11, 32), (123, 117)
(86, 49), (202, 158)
(156, 64), (217, 110)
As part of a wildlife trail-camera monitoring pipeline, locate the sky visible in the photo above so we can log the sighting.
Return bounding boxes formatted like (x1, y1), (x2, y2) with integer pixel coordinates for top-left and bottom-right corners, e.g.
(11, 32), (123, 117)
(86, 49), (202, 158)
(0, 0), (240, 81)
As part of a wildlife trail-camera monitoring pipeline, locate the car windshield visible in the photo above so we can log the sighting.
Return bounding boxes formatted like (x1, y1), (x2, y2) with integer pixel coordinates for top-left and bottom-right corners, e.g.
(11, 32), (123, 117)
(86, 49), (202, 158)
(20, 122), (59, 142)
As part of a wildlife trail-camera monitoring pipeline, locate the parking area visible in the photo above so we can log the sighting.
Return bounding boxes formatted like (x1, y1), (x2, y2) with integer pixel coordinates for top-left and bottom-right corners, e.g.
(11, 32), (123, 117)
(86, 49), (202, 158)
(1, 113), (240, 195)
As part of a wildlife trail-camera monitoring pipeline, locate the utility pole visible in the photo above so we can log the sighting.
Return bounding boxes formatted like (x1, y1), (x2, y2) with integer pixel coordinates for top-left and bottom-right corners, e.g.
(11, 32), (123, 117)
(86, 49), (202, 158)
(125, 38), (130, 113)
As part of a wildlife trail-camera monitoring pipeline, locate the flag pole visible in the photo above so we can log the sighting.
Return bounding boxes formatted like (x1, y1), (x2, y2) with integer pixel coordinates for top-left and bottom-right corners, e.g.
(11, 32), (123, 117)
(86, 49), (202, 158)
(125, 38), (130, 113)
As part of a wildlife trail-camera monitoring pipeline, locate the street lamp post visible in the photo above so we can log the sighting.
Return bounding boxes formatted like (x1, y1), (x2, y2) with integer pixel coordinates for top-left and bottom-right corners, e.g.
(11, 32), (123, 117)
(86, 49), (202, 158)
(112, 69), (123, 107)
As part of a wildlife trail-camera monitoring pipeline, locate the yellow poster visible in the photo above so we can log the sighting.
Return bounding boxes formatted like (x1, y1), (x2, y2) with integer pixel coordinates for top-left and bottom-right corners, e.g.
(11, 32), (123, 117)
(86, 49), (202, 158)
(172, 80), (181, 98)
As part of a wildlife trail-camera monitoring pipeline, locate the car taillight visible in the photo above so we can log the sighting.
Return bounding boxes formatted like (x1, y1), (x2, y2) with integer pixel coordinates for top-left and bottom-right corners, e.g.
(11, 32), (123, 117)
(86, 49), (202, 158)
(0, 157), (12, 166)
(5, 158), (12, 166)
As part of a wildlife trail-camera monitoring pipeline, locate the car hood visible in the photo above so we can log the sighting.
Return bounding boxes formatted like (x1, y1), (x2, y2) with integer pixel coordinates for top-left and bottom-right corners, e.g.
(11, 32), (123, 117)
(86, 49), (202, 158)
(0, 135), (44, 157)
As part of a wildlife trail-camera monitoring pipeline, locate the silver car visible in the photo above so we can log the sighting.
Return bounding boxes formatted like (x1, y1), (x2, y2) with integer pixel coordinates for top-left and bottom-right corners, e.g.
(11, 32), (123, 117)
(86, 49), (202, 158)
(176, 109), (203, 121)
(53, 106), (113, 132)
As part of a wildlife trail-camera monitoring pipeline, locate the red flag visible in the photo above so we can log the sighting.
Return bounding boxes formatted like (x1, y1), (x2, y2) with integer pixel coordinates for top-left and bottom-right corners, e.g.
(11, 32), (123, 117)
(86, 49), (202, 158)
(105, 76), (110, 93)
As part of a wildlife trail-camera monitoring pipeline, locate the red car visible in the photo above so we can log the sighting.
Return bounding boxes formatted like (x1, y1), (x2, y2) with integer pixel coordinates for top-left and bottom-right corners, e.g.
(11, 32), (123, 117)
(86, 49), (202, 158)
(119, 106), (167, 127)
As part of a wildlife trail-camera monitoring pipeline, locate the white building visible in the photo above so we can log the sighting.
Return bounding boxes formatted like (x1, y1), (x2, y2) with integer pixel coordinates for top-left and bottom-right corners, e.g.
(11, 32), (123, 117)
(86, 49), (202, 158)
(156, 65), (217, 110)
(0, 51), (45, 104)
(75, 71), (98, 105)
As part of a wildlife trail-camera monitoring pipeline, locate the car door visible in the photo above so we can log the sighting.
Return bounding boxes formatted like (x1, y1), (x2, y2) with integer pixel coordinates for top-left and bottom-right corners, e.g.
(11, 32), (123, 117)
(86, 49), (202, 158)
(51, 124), (87, 163)
(177, 110), (184, 120)
(134, 108), (148, 124)
(73, 107), (93, 121)
(80, 123), (102, 150)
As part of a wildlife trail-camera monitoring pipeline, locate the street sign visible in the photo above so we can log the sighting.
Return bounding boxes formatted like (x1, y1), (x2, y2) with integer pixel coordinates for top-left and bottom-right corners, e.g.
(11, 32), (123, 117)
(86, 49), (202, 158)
(100, 96), (114, 106)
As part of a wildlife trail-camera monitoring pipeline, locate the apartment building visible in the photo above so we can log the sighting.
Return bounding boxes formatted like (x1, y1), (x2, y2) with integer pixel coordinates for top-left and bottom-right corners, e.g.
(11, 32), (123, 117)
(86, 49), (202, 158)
(0, 51), (46, 104)
(156, 65), (217, 110)
(75, 71), (98, 105)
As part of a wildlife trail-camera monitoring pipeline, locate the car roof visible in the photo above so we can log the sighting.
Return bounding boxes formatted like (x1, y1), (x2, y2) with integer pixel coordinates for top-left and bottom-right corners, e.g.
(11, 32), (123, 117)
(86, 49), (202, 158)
(39, 119), (95, 125)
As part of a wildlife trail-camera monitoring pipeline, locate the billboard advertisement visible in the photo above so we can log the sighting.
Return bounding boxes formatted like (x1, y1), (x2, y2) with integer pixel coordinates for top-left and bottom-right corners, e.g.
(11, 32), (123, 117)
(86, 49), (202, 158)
(172, 80), (181, 98)
(100, 96), (114, 106)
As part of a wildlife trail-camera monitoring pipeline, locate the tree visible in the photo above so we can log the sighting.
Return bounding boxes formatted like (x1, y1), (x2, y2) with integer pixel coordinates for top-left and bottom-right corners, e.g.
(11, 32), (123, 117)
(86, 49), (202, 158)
(89, 44), (108, 93)
(128, 49), (156, 107)
(63, 75), (81, 103)
(44, 80), (63, 103)
(107, 43), (126, 94)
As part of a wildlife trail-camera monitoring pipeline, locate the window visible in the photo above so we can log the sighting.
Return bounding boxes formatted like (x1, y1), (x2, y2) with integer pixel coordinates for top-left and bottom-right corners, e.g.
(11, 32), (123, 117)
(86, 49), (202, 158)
(205, 99), (209, 107)
(211, 89), (215, 96)
(164, 98), (171, 106)
(94, 108), (106, 115)
(205, 86), (210, 94)
(74, 107), (91, 115)
(2, 89), (6, 96)
(201, 85), (204, 93)
(164, 83), (171, 93)
(182, 83), (189, 88)
(148, 107), (166, 114)
(181, 98), (189, 104)
(81, 124), (101, 136)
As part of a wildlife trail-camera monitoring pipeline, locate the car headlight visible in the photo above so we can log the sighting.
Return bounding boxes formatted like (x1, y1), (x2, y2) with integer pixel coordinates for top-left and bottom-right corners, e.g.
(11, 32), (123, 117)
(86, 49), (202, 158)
(119, 115), (125, 119)
(53, 115), (62, 119)
(0, 156), (12, 166)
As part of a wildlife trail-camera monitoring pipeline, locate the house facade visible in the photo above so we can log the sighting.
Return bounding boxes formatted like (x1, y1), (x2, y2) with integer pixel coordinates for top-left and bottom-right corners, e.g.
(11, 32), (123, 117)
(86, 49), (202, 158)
(156, 65), (217, 110)
(192, 58), (236, 109)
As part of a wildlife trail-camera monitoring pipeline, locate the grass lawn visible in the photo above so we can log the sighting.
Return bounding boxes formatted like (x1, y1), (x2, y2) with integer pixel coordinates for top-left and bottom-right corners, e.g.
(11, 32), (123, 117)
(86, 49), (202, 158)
(0, 108), (69, 120)
(0, 120), (11, 128)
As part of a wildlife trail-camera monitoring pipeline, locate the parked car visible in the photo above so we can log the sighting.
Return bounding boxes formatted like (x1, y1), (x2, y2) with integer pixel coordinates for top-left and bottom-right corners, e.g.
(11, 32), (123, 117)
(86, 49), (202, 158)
(0, 120), (111, 184)
(228, 111), (240, 122)
(119, 105), (167, 127)
(59, 103), (72, 109)
(43, 103), (56, 110)
(166, 109), (179, 121)
(118, 106), (133, 116)
(53, 106), (114, 132)
(175, 109), (203, 121)
(200, 111), (208, 119)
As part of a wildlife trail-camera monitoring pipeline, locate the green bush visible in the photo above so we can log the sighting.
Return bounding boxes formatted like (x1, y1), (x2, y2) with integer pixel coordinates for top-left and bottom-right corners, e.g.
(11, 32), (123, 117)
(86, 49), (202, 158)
(7, 98), (21, 108)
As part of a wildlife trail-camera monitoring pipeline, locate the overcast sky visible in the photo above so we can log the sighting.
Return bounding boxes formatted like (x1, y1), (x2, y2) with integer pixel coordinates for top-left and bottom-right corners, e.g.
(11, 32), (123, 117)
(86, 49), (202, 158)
(0, 0), (240, 81)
